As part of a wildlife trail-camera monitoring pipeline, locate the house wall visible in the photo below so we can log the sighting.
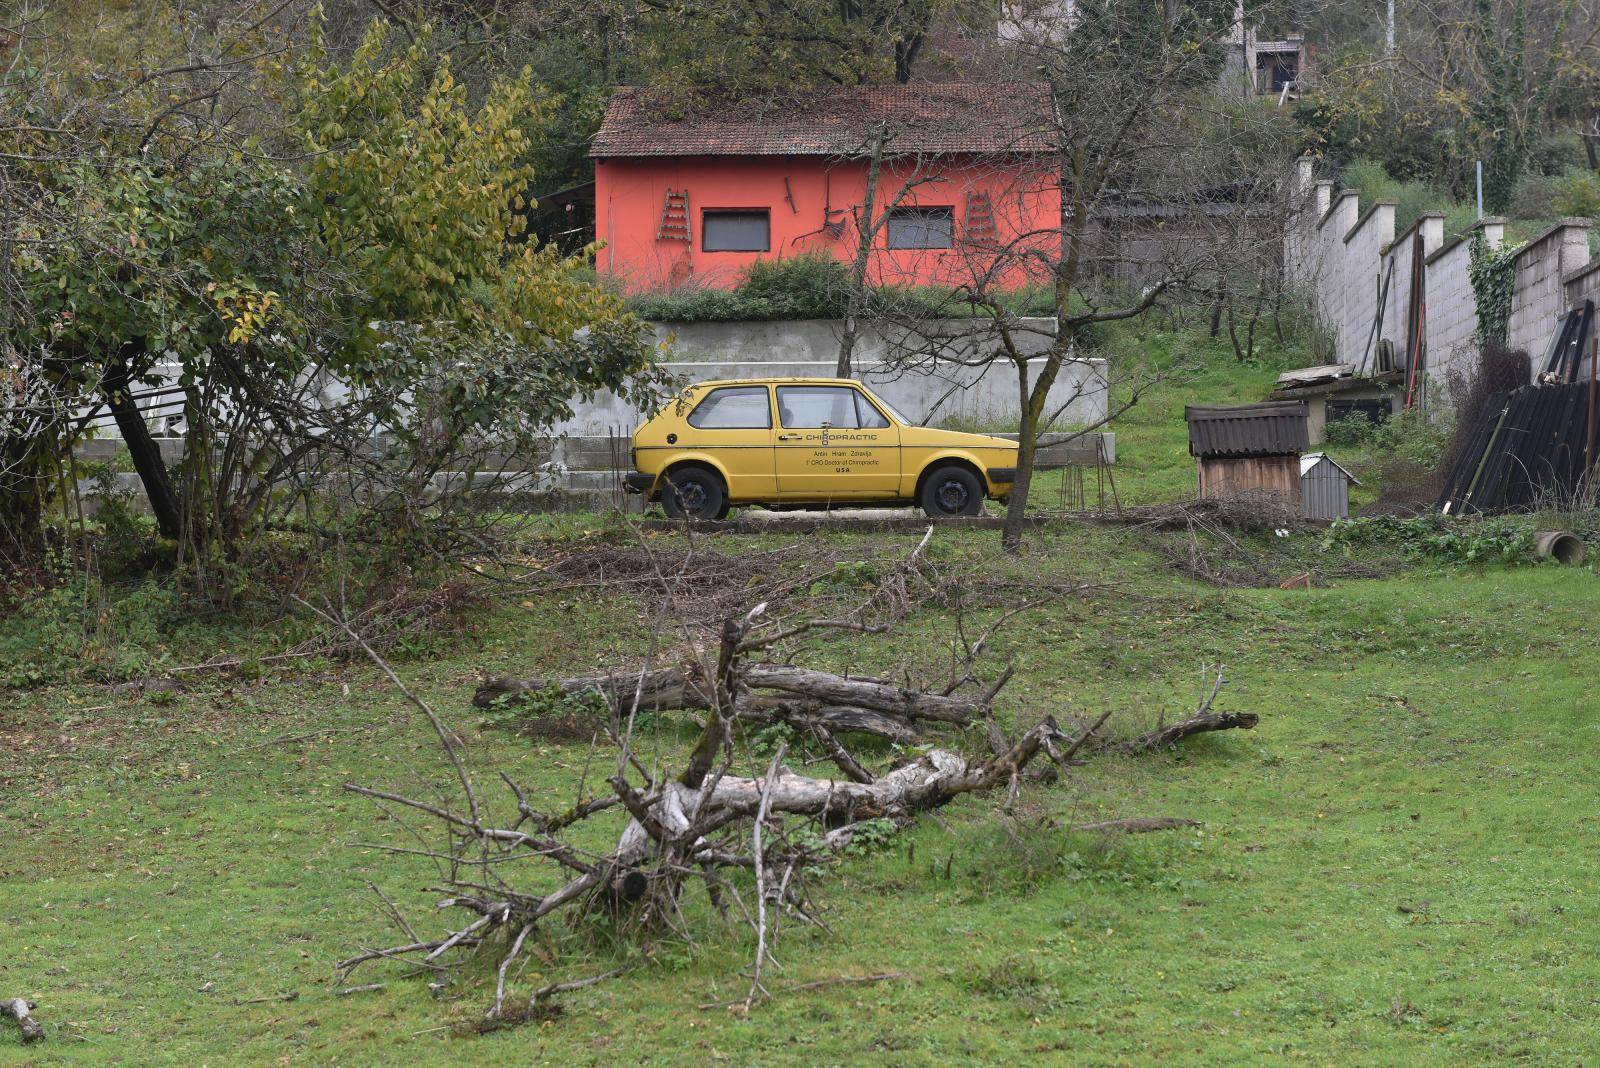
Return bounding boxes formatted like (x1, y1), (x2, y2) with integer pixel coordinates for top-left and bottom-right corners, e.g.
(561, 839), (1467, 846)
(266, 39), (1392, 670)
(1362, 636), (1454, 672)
(593, 153), (1059, 293)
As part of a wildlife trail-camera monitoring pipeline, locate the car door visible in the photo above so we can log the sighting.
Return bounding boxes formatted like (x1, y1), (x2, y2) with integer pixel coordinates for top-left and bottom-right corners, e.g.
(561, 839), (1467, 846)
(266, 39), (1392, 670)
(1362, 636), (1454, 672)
(774, 384), (901, 499)
(681, 384), (777, 499)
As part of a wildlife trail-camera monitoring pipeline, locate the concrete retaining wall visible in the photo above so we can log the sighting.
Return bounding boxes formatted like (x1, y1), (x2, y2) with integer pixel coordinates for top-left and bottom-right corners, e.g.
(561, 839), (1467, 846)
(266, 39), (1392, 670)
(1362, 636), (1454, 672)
(552, 316), (1108, 436)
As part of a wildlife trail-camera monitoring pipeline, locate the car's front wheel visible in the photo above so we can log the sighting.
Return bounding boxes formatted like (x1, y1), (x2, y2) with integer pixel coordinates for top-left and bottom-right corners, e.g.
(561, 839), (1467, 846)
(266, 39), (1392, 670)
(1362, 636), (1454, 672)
(661, 467), (726, 521)
(919, 465), (983, 518)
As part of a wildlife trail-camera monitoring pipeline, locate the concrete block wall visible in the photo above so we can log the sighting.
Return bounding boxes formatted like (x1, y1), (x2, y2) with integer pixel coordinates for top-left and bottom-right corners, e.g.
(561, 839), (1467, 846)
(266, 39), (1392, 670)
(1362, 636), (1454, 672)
(1379, 212), (1445, 367)
(1565, 259), (1600, 315)
(1423, 219), (1501, 391)
(1287, 158), (1597, 402)
(1337, 198), (1396, 366)
(1308, 191), (1360, 357)
(1507, 219), (1593, 363)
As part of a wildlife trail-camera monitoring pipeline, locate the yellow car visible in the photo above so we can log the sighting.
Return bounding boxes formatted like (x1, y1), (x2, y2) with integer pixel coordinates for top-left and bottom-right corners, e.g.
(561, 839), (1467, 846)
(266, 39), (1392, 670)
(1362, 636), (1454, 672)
(624, 378), (1018, 519)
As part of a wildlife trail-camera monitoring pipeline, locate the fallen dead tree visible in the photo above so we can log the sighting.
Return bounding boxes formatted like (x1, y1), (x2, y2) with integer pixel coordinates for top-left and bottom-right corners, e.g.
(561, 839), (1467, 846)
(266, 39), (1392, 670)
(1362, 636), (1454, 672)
(473, 661), (986, 744)
(326, 532), (1260, 1021)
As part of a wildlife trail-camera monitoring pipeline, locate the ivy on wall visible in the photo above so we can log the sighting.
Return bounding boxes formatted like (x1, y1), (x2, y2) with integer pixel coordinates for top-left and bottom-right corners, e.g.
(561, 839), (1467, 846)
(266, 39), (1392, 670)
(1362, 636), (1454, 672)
(1468, 231), (1517, 347)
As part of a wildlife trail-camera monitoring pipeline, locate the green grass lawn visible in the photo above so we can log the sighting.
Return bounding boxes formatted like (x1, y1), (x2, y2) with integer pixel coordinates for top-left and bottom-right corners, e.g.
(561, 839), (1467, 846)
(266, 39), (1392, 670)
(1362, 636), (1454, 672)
(5, 520), (1599, 1065)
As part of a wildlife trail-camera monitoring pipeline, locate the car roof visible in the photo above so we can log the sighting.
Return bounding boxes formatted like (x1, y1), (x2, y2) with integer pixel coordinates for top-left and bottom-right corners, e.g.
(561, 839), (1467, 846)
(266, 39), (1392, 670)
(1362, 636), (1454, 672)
(688, 378), (866, 389)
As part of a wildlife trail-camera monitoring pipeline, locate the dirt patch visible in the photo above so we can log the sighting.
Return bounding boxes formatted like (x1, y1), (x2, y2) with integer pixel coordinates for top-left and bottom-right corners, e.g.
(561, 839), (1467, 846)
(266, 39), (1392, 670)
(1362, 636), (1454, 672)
(507, 711), (608, 742)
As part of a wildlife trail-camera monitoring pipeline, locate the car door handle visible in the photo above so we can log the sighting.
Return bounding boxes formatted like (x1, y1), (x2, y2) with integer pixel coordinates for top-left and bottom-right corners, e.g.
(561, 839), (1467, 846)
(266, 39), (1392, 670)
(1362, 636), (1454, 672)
(778, 434), (800, 441)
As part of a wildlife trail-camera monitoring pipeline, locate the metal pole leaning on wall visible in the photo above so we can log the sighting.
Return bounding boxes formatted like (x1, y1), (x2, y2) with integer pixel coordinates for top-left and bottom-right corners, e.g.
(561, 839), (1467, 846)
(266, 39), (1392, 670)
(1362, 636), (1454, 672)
(1588, 337), (1598, 485)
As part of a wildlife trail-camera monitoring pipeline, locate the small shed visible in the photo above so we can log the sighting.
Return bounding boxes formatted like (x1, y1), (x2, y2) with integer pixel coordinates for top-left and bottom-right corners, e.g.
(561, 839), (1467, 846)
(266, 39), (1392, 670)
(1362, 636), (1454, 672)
(1185, 401), (1309, 507)
(1299, 452), (1359, 521)
(1268, 365), (1402, 445)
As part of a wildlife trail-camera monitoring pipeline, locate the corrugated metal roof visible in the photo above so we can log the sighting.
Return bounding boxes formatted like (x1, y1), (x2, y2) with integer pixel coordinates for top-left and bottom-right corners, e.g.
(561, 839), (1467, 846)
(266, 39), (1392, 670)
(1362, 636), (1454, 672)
(591, 84), (1057, 158)
(1438, 382), (1593, 514)
(1300, 452), (1360, 483)
(1185, 401), (1308, 458)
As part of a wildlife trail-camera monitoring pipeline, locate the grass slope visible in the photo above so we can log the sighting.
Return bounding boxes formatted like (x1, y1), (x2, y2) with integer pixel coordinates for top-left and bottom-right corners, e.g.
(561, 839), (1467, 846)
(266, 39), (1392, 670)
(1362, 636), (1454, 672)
(5, 523), (1598, 1065)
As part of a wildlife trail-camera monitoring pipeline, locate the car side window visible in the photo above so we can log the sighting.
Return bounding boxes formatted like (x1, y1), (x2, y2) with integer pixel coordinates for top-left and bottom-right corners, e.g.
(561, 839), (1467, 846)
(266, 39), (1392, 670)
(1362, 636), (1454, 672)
(853, 391), (890, 429)
(687, 386), (772, 429)
(777, 386), (864, 429)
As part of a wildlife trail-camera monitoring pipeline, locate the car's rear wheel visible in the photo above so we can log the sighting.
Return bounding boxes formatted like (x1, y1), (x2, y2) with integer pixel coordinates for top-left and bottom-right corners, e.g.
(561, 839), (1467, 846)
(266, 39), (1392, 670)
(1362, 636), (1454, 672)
(920, 465), (983, 518)
(661, 467), (726, 521)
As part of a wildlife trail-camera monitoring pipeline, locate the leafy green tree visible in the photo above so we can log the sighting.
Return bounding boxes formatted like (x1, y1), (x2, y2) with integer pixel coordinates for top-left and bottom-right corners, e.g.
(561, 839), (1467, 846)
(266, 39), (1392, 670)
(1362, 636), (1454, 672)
(2, 15), (659, 561)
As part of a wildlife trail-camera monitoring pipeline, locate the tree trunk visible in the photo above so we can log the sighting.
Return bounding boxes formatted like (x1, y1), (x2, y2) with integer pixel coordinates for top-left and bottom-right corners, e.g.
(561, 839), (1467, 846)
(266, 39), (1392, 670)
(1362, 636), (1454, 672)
(103, 346), (181, 540)
(838, 130), (886, 378)
(1003, 333), (1068, 551)
(1001, 399), (1038, 551)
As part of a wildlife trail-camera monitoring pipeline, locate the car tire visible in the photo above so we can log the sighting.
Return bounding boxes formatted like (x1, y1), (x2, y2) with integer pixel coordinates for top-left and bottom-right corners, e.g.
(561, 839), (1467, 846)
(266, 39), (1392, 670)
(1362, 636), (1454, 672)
(661, 467), (726, 521)
(920, 465), (984, 518)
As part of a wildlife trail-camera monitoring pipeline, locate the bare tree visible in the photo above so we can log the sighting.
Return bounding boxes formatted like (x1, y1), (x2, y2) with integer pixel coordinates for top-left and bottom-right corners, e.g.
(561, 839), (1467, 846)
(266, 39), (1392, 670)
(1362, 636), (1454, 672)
(856, 2), (1306, 549)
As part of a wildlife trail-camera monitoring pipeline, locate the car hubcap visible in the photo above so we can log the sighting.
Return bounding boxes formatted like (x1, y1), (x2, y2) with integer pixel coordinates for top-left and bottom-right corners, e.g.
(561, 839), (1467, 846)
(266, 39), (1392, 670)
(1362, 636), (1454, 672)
(936, 479), (969, 513)
(679, 482), (706, 513)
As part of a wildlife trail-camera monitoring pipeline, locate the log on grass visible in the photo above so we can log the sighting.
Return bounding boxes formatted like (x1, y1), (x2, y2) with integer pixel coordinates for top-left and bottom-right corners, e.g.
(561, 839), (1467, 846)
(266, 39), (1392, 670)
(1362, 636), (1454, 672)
(473, 666), (711, 712)
(741, 664), (980, 723)
(620, 716), (1061, 860)
(1, 998), (43, 1044)
(735, 694), (923, 744)
(473, 664), (979, 739)
(1125, 709), (1259, 752)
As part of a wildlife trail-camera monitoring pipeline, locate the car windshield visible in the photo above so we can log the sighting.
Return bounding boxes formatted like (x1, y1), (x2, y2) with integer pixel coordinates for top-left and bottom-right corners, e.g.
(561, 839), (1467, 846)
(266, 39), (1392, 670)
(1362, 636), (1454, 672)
(863, 390), (909, 425)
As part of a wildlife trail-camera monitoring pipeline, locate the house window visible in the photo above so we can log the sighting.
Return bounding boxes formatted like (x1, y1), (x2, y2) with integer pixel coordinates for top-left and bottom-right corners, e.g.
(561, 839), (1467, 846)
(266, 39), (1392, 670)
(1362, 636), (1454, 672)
(886, 207), (955, 250)
(688, 386), (772, 429)
(702, 210), (770, 252)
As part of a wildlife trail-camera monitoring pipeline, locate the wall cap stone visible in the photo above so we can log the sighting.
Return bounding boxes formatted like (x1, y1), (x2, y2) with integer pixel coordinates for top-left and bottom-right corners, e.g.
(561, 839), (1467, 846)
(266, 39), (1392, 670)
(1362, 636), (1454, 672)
(1562, 259), (1600, 286)
(1343, 198), (1399, 245)
(1509, 217), (1593, 264)
(1425, 217), (1507, 267)
(1316, 188), (1360, 233)
(1381, 210), (1447, 256)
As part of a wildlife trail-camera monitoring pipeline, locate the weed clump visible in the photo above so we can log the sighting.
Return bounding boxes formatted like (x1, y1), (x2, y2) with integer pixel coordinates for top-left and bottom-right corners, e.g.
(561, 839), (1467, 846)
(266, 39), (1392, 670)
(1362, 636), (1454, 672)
(1320, 514), (1538, 564)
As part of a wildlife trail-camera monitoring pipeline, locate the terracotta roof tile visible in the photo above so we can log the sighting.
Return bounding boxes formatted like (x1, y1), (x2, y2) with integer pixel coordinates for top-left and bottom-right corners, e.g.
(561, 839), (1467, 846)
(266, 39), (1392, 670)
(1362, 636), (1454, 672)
(591, 83), (1056, 158)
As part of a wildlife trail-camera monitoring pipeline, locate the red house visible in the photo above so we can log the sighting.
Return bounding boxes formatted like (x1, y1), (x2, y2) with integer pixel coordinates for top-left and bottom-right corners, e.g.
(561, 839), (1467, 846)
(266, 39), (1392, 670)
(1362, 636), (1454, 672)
(591, 84), (1061, 294)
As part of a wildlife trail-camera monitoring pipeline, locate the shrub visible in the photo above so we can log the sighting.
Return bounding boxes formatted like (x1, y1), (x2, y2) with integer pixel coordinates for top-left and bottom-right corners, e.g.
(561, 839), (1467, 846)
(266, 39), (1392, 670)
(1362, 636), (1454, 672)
(0, 574), (181, 686)
(1326, 407), (1451, 472)
(628, 253), (848, 322)
(739, 252), (850, 319)
(1338, 158), (1461, 237)
(626, 253), (1052, 323)
(1551, 170), (1600, 218)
